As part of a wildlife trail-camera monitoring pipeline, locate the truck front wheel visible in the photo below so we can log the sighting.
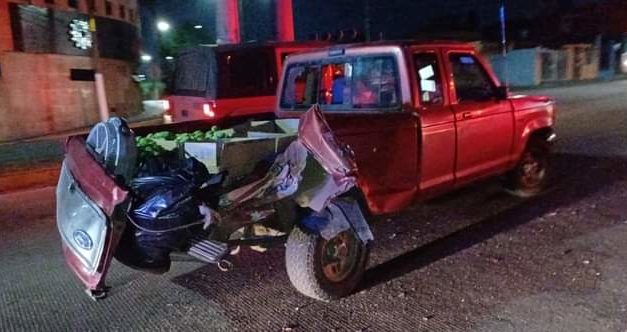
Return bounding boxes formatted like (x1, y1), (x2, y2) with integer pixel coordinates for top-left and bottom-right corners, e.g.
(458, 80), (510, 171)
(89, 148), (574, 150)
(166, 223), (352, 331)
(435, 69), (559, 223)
(505, 138), (550, 197)
(285, 227), (369, 301)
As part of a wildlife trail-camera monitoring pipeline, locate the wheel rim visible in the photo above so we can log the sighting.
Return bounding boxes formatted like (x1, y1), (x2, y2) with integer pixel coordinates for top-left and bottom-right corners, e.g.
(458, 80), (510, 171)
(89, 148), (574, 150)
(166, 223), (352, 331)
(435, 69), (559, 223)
(319, 231), (360, 283)
(520, 151), (546, 188)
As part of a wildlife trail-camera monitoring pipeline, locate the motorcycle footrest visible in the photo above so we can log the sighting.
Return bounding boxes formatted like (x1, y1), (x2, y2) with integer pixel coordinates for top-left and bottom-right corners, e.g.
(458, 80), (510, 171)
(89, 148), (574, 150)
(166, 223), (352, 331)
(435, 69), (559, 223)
(187, 237), (228, 265)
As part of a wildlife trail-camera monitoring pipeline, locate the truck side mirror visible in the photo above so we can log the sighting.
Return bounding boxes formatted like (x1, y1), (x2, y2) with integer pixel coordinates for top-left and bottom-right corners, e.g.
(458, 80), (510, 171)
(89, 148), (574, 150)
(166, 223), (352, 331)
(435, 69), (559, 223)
(495, 86), (509, 100)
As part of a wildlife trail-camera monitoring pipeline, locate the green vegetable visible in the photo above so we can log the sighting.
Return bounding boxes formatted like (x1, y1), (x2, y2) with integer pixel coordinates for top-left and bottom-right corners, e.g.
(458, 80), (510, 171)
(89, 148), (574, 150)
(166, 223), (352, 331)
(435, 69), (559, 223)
(152, 131), (174, 139)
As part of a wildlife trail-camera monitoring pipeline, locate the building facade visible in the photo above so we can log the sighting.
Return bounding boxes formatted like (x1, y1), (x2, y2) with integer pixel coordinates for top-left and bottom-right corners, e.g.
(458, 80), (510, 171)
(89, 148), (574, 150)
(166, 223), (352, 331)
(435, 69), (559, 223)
(0, 0), (140, 141)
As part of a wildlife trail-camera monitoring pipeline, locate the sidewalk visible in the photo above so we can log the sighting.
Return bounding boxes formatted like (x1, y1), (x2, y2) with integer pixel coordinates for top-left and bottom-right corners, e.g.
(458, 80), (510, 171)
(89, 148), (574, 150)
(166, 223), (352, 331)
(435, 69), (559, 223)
(0, 106), (164, 193)
(510, 73), (627, 91)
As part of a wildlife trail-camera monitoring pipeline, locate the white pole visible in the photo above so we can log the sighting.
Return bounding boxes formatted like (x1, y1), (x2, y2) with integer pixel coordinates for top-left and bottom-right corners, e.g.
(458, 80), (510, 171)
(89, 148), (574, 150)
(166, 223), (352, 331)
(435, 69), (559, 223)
(500, 0), (509, 87)
(216, 0), (240, 44)
(95, 73), (109, 121)
(276, 0), (295, 42)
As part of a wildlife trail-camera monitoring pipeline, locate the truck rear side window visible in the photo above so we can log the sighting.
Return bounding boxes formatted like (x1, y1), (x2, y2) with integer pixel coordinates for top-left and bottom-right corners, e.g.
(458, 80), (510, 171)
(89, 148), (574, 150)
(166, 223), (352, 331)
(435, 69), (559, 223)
(414, 53), (443, 105)
(281, 56), (400, 111)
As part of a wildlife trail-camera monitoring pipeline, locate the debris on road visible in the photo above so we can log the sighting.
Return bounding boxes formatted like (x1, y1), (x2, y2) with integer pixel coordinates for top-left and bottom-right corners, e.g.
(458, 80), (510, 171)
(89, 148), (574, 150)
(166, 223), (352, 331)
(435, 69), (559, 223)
(282, 323), (299, 331)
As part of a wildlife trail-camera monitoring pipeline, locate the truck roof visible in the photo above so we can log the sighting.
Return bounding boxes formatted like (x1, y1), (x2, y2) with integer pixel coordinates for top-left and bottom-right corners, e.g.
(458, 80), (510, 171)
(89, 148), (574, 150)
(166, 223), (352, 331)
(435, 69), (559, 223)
(195, 40), (330, 52)
(193, 40), (473, 53)
(280, 40), (476, 63)
(336, 39), (475, 49)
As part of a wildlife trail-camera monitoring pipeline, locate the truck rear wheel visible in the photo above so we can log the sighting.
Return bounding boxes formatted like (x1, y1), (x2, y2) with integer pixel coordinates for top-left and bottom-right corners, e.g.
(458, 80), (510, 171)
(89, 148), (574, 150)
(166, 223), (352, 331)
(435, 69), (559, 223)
(505, 138), (550, 197)
(285, 227), (368, 301)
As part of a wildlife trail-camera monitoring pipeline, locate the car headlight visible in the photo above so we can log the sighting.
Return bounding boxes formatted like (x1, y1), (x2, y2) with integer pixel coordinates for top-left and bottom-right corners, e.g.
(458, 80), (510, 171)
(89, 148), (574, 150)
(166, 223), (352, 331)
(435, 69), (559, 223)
(56, 162), (108, 273)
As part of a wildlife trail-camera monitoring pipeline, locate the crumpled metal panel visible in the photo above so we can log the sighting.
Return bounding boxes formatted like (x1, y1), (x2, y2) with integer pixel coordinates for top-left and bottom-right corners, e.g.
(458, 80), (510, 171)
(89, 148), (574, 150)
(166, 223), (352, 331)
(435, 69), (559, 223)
(321, 111), (419, 215)
(303, 198), (374, 243)
(222, 106), (359, 214)
(297, 105), (358, 182)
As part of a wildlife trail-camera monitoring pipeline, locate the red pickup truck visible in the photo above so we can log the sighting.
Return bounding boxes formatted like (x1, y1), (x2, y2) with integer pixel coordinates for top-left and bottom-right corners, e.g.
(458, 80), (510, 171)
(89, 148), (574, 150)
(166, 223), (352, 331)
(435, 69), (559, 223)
(56, 41), (556, 302)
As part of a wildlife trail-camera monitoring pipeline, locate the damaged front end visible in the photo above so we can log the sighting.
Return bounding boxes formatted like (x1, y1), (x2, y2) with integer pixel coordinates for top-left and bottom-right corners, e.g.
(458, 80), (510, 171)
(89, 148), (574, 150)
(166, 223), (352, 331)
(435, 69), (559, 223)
(57, 138), (129, 300)
(56, 106), (373, 300)
(216, 106), (371, 243)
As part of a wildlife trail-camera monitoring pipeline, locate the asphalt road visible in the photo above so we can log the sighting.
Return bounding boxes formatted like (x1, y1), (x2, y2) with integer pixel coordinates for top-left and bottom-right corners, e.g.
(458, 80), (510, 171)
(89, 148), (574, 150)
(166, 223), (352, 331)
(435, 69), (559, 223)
(1, 80), (627, 331)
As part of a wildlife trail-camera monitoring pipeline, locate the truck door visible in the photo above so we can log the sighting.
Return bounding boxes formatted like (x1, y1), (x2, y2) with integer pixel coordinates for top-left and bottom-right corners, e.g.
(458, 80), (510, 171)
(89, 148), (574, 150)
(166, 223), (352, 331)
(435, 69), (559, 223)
(410, 48), (456, 195)
(444, 51), (514, 184)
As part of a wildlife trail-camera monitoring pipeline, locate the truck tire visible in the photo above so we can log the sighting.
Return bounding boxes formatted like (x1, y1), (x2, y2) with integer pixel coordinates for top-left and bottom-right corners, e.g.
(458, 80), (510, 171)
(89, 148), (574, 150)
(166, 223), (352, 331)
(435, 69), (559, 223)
(505, 138), (550, 197)
(285, 227), (369, 301)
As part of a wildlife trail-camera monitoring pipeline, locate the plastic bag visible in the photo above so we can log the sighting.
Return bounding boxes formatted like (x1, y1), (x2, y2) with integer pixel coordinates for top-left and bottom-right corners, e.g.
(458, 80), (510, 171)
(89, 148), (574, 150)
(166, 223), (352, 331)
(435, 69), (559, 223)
(86, 117), (138, 184)
(118, 157), (222, 271)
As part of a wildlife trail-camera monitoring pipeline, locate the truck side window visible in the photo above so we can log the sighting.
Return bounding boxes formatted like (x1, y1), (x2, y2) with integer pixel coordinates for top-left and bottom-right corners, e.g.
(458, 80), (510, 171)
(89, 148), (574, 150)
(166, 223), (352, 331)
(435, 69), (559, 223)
(449, 53), (496, 102)
(281, 56), (400, 111)
(414, 53), (443, 105)
(281, 65), (320, 108)
(319, 63), (351, 105)
(352, 57), (399, 108)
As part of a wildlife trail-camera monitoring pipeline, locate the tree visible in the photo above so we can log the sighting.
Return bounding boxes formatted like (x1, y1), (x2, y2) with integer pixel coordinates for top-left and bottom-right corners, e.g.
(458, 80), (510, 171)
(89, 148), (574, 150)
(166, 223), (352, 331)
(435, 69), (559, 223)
(158, 23), (215, 58)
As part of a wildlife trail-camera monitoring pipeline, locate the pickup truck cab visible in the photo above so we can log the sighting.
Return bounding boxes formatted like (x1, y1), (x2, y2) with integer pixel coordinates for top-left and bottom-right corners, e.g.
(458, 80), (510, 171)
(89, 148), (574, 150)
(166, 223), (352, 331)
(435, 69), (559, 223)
(276, 41), (556, 299)
(278, 41), (557, 214)
(56, 41), (556, 303)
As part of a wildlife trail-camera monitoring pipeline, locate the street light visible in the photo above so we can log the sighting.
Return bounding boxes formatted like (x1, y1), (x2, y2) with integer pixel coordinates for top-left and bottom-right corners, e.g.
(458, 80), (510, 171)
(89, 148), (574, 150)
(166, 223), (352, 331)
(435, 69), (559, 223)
(194, 25), (203, 29)
(140, 54), (153, 63)
(156, 20), (171, 32)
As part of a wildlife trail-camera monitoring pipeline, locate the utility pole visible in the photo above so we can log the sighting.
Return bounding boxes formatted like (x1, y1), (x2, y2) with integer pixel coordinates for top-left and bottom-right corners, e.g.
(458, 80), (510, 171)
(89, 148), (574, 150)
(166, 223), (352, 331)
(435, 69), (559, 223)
(364, 0), (371, 41)
(499, 0), (509, 87)
(499, 0), (507, 57)
(216, 0), (241, 44)
(86, 0), (109, 121)
(276, 0), (295, 42)
(86, 0), (99, 71)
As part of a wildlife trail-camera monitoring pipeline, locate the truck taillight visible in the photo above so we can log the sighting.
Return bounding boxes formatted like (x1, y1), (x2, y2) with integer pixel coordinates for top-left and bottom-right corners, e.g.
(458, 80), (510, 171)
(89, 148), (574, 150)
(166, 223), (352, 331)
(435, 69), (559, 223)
(162, 99), (173, 123)
(161, 99), (171, 111)
(203, 103), (216, 118)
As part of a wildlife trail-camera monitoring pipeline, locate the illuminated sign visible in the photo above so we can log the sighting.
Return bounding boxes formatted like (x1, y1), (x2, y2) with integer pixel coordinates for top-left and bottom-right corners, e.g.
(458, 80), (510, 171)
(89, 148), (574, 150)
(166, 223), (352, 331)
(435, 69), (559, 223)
(68, 19), (92, 50)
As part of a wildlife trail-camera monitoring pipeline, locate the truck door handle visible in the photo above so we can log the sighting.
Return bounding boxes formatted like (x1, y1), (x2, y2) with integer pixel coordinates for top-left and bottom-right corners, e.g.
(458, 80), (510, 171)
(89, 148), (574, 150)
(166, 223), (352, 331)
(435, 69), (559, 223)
(461, 111), (472, 119)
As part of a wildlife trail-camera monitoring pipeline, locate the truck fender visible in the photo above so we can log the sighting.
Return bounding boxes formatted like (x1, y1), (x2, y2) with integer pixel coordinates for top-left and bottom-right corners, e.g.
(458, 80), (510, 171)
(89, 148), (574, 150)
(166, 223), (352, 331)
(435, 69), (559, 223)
(514, 120), (556, 161)
(300, 198), (374, 244)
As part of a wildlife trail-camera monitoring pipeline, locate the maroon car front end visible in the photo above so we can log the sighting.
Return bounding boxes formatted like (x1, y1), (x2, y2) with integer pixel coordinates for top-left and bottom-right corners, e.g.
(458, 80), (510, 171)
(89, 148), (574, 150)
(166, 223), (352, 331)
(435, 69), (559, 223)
(56, 138), (129, 298)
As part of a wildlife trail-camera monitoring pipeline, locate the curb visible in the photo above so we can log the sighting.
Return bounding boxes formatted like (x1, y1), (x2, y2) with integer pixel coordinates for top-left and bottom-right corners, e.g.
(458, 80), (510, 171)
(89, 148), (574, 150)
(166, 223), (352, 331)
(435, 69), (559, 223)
(0, 163), (60, 194)
(511, 76), (627, 92)
(0, 114), (163, 146)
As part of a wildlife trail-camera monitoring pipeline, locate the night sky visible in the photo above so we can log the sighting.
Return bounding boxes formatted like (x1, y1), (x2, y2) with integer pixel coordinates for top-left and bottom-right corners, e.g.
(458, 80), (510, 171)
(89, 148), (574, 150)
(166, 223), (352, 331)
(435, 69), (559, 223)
(139, 0), (606, 54)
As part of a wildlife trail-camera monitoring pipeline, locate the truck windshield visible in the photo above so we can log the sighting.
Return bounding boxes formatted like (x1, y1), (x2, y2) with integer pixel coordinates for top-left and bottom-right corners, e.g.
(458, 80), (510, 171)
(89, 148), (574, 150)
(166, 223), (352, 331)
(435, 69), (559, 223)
(281, 55), (400, 111)
(172, 47), (277, 99)
(173, 47), (218, 98)
(216, 49), (277, 99)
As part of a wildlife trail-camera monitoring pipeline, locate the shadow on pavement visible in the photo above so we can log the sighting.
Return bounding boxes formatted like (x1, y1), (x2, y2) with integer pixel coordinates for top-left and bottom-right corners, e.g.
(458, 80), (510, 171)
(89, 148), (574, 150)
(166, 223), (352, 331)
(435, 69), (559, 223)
(172, 152), (627, 331)
(360, 153), (627, 291)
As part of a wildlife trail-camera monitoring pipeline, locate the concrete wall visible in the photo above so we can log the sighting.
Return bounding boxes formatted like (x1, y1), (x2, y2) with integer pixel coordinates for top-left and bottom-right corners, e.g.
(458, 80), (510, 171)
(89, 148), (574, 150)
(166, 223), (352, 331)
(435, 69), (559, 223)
(0, 0), (141, 141)
(7, 0), (139, 25)
(0, 52), (139, 141)
(0, 0), (12, 52)
(490, 45), (600, 87)
(562, 44), (600, 80)
(490, 48), (541, 87)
